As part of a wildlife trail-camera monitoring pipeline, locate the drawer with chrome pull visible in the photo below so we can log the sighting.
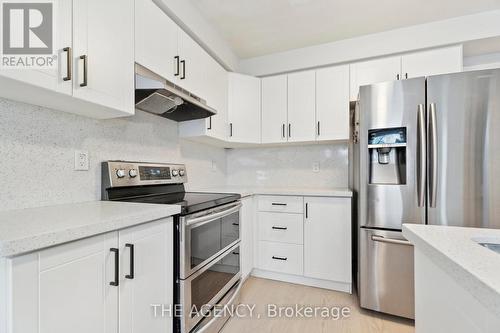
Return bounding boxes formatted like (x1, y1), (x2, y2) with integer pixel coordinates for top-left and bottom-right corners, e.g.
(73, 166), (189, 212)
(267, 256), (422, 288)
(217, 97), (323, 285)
(257, 241), (303, 275)
(257, 195), (303, 213)
(258, 212), (303, 244)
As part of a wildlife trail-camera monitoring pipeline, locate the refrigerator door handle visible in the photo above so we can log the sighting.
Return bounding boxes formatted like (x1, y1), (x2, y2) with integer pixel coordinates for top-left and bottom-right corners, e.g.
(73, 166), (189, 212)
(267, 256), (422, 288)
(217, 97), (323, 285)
(417, 104), (426, 207)
(429, 103), (438, 208)
(371, 235), (412, 246)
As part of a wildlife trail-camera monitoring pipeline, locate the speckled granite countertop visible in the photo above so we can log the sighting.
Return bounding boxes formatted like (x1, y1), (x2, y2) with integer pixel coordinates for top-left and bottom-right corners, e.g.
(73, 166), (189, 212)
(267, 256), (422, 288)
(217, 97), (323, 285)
(0, 201), (180, 257)
(189, 186), (353, 198)
(403, 224), (500, 317)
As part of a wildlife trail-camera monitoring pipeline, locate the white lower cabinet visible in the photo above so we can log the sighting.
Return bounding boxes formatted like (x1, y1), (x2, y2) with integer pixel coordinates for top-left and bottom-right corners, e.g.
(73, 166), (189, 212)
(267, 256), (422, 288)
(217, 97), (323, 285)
(241, 196), (254, 280)
(304, 197), (351, 283)
(258, 241), (304, 276)
(254, 195), (352, 293)
(119, 220), (173, 333)
(1, 218), (173, 333)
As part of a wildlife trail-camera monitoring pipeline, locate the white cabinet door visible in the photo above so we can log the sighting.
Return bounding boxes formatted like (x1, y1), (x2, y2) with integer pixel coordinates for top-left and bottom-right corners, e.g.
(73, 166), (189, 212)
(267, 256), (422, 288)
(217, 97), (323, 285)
(177, 29), (207, 98)
(304, 197), (351, 283)
(0, 0), (72, 95)
(401, 45), (463, 79)
(261, 75), (288, 143)
(316, 65), (350, 141)
(205, 57), (228, 140)
(287, 70), (316, 142)
(241, 197), (254, 279)
(5, 233), (119, 333)
(228, 73), (261, 143)
(72, 0), (134, 115)
(135, 0), (178, 82)
(350, 56), (401, 100)
(119, 218), (173, 333)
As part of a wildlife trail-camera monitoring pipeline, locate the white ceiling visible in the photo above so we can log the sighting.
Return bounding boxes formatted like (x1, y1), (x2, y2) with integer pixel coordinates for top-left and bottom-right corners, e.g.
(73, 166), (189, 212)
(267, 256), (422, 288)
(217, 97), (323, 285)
(191, 0), (500, 59)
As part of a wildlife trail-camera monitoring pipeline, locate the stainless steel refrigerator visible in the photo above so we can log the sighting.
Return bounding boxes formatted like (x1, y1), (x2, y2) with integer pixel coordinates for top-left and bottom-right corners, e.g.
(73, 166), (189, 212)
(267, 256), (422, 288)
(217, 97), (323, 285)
(353, 69), (500, 319)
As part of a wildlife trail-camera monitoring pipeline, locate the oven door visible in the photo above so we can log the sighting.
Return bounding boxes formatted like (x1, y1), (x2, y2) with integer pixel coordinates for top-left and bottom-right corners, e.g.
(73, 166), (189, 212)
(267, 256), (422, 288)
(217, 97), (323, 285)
(180, 243), (241, 333)
(180, 201), (241, 279)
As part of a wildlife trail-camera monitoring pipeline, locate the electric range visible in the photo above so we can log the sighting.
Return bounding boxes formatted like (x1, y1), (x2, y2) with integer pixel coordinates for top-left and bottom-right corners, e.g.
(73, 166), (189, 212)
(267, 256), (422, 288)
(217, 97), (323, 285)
(101, 161), (242, 333)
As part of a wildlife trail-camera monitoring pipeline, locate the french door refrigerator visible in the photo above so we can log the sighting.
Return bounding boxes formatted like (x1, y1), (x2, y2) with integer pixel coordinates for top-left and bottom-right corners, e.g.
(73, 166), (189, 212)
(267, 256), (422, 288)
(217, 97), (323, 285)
(353, 69), (500, 319)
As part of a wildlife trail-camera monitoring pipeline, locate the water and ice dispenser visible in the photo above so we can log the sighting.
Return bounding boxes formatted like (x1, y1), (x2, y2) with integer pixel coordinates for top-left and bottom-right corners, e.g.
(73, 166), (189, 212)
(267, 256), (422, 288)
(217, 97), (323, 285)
(368, 127), (407, 185)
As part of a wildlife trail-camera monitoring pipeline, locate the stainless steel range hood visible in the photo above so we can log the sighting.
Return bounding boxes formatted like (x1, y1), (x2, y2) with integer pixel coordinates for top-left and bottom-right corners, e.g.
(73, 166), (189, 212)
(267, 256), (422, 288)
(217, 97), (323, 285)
(135, 64), (216, 122)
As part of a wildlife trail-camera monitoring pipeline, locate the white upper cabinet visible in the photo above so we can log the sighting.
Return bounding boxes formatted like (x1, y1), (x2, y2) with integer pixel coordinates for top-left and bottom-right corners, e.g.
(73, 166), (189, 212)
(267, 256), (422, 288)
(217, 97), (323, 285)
(304, 197), (351, 284)
(287, 70), (316, 142)
(72, 0), (134, 115)
(0, 0), (72, 96)
(261, 75), (288, 144)
(204, 56), (228, 140)
(228, 73), (261, 143)
(135, 0), (178, 82)
(0, 0), (134, 118)
(176, 29), (209, 98)
(316, 65), (350, 141)
(350, 56), (401, 100)
(401, 45), (463, 79)
(178, 55), (228, 142)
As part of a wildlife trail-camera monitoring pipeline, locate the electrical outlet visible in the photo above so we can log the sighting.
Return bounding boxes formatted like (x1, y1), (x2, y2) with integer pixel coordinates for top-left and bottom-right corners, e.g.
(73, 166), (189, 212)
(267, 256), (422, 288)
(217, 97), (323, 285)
(74, 151), (89, 171)
(312, 162), (320, 173)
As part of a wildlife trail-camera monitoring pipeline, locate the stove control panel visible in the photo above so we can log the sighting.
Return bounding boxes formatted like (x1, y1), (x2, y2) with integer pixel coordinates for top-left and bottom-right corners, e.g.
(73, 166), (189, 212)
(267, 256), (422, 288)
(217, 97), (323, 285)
(102, 161), (187, 188)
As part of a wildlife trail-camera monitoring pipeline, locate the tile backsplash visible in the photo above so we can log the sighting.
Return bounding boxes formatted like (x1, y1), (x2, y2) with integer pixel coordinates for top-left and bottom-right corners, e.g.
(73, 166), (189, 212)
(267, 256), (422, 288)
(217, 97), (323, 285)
(226, 143), (349, 188)
(0, 98), (226, 211)
(0, 97), (350, 211)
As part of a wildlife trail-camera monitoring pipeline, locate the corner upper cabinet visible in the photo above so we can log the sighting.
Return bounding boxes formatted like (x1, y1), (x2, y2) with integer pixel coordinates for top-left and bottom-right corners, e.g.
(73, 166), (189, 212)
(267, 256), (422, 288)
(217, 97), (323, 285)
(315, 65), (350, 141)
(401, 45), (463, 79)
(349, 56), (401, 100)
(227, 73), (261, 143)
(72, 0), (134, 115)
(135, 0), (178, 83)
(261, 75), (288, 144)
(178, 56), (228, 143)
(287, 70), (316, 142)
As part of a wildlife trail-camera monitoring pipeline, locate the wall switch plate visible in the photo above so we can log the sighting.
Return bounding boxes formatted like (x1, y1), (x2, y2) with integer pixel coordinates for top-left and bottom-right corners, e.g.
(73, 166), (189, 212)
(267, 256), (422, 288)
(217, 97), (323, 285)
(312, 162), (320, 173)
(211, 160), (217, 172)
(74, 151), (89, 171)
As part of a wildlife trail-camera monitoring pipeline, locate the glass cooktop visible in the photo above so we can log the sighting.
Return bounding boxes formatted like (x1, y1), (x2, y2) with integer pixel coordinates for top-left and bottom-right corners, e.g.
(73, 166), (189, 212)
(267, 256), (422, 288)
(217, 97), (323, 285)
(119, 191), (241, 215)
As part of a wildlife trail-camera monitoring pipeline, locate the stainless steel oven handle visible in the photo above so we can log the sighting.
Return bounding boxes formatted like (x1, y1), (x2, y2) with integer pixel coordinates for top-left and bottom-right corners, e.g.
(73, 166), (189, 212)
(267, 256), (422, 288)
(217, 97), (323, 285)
(371, 235), (412, 246)
(186, 202), (242, 228)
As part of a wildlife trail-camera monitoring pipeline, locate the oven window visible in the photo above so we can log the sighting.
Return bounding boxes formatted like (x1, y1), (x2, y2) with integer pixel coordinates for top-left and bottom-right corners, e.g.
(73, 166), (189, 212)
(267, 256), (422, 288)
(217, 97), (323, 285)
(190, 211), (239, 269)
(190, 246), (240, 317)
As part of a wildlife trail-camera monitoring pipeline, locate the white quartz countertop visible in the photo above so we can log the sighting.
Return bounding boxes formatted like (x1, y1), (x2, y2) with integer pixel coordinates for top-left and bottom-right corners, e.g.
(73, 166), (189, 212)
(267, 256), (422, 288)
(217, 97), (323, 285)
(189, 186), (352, 198)
(403, 224), (500, 317)
(0, 201), (181, 257)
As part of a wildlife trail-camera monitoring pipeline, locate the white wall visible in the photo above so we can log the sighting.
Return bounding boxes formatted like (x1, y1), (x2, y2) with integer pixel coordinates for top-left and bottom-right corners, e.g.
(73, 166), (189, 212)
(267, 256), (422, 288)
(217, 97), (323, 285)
(464, 52), (500, 71)
(238, 10), (500, 76)
(226, 143), (349, 189)
(0, 98), (227, 211)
